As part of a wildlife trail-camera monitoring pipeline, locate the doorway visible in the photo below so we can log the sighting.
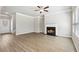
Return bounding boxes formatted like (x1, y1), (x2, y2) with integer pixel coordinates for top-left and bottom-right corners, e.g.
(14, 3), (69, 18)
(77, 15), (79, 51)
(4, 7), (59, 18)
(0, 19), (11, 34)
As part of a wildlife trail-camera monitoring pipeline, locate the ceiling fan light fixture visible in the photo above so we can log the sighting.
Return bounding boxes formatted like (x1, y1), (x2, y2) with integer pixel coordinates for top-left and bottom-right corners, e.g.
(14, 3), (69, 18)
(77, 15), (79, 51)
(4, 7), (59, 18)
(34, 6), (49, 14)
(40, 10), (43, 12)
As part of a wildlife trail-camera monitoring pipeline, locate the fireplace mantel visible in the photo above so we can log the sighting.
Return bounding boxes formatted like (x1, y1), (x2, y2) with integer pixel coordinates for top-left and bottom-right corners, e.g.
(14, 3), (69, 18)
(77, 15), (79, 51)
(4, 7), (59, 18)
(45, 24), (57, 27)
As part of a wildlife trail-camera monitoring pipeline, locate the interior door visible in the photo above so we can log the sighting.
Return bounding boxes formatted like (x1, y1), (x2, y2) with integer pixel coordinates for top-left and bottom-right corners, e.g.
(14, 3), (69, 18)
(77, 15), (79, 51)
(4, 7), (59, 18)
(0, 19), (10, 33)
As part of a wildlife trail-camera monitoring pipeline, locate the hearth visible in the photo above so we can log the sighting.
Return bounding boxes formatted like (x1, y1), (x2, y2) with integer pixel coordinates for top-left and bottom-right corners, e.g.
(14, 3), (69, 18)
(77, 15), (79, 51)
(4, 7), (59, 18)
(47, 27), (56, 36)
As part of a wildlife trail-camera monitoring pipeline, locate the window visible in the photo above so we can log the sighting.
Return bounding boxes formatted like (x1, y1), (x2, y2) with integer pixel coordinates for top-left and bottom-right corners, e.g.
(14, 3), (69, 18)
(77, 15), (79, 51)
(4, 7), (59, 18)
(73, 7), (79, 36)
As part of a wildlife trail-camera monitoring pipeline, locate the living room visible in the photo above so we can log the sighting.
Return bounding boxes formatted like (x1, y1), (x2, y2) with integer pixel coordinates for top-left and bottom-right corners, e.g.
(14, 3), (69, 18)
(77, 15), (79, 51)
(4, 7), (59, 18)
(0, 6), (78, 52)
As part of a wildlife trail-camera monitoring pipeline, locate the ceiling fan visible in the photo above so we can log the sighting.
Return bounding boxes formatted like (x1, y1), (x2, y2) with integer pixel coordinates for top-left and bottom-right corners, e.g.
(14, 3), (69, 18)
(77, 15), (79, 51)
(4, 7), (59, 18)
(34, 6), (49, 13)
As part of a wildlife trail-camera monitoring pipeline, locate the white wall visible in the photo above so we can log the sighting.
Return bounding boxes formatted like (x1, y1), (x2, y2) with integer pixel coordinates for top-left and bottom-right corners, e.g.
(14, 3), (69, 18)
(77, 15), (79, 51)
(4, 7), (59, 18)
(45, 6), (72, 37)
(4, 6), (44, 34)
(34, 15), (44, 33)
(16, 12), (34, 35)
(34, 16), (40, 33)
(40, 15), (45, 33)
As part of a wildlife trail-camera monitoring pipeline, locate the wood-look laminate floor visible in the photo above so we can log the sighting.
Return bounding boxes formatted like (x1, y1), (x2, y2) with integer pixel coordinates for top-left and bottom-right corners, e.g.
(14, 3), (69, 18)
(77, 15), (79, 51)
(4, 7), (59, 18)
(0, 33), (76, 52)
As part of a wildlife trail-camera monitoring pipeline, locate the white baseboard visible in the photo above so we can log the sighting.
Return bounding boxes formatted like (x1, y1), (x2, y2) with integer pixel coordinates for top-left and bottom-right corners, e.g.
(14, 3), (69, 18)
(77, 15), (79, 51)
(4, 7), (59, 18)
(72, 34), (79, 52)
(16, 32), (34, 35)
(56, 34), (72, 38)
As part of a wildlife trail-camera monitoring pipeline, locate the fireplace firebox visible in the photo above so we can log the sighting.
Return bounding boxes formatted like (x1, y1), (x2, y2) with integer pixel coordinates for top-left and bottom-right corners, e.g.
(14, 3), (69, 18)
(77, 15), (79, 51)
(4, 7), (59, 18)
(47, 27), (56, 36)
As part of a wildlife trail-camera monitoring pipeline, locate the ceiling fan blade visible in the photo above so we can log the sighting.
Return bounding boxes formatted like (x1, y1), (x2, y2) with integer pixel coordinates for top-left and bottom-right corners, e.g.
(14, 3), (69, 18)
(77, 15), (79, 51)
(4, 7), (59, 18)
(34, 10), (39, 11)
(44, 6), (49, 9)
(37, 6), (41, 8)
(44, 10), (48, 12)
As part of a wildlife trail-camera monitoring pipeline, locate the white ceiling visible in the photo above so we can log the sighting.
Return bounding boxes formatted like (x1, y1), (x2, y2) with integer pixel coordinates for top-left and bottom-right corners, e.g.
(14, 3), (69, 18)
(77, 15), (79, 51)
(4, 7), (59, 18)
(4, 6), (41, 16)
(3, 6), (72, 16)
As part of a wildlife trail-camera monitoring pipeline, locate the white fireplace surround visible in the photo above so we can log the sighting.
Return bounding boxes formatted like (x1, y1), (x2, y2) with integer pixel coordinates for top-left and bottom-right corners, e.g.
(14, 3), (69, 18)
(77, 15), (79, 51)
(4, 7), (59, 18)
(44, 24), (57, 35)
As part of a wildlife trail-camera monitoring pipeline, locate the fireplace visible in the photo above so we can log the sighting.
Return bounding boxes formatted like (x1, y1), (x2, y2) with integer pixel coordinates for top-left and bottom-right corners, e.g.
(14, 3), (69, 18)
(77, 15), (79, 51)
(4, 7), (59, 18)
(47, 27), (56, 36)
